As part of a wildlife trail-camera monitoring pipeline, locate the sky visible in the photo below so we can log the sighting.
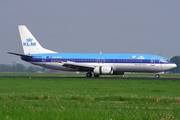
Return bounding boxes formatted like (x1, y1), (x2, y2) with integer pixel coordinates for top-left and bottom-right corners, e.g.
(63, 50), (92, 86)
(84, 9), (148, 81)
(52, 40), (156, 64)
(0, 0), (180, 65)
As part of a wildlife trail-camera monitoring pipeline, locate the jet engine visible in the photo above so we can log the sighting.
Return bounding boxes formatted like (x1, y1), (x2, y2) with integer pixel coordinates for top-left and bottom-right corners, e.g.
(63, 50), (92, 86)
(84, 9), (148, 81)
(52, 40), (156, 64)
(93, 66), (113, 75)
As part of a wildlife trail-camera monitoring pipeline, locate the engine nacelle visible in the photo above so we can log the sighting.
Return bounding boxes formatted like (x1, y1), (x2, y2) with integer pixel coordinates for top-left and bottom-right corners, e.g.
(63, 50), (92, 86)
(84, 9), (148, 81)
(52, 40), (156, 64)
(93, 66), (113, 75)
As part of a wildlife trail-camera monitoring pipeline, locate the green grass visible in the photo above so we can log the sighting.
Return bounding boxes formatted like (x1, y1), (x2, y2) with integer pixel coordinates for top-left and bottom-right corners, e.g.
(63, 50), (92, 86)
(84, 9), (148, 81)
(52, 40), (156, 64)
(0, 74), (180, 119)
(1, 72), (180, 78)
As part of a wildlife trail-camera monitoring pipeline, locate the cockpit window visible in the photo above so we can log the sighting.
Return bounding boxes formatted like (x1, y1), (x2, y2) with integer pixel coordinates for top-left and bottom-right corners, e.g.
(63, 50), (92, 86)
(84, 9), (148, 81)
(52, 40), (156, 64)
(160, 59), (168, 63)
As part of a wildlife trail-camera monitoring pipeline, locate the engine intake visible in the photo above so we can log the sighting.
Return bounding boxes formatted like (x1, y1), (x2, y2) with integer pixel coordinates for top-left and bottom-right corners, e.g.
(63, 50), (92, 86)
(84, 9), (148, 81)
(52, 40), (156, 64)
(94, 66), (113, 75)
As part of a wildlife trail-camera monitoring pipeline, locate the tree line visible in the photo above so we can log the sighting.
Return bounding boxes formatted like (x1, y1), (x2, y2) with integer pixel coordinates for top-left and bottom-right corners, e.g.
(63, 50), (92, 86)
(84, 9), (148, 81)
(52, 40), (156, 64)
(170, 56), (180, 73)
(0, 63), (46, 73)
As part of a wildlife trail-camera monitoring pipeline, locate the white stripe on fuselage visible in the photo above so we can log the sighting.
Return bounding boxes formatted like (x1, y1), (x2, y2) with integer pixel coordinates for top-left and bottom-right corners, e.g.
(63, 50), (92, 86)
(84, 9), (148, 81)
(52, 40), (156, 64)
(30, 61), (175, 73)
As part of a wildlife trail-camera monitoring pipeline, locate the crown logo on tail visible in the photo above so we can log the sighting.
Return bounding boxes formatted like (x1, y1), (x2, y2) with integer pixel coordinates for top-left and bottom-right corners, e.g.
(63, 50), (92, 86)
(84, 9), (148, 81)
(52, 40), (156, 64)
(26, 38), (33, 42)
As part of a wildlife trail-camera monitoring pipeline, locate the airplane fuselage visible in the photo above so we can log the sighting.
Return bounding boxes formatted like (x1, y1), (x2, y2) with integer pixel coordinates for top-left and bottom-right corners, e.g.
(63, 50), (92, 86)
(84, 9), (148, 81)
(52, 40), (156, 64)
(21, 53), (176, 74)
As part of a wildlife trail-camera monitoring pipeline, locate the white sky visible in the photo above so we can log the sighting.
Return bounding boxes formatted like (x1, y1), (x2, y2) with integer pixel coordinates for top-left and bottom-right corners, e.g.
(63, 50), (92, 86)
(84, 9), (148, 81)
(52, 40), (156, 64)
(0, 0), (180, 64)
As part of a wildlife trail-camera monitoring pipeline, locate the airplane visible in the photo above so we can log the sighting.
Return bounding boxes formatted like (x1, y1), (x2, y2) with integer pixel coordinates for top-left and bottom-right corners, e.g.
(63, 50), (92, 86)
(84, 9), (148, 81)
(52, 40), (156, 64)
(8, 25), (177, 78)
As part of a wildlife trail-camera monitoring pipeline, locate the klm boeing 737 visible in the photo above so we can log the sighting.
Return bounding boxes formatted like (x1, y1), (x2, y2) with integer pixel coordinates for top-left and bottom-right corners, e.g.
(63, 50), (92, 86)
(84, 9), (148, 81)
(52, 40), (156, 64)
(8, 25), (176, 78)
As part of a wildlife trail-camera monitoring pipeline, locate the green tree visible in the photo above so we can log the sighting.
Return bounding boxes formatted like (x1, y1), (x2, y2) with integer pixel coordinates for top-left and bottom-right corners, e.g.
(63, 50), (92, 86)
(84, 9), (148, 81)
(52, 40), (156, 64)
(0, 64), (13, 72)
(26, 66), (41, 73)
(13, 63), (25, 72)
(26, 66), (35, 73)
(170, 56), (180, 73)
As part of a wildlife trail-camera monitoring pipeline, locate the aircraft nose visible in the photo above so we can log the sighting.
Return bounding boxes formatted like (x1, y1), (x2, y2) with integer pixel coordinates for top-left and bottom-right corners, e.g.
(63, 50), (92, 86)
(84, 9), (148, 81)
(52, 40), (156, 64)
(173, 63), (177, 68)
(165, 63), (177, 71)
(170, 63), (177, 69)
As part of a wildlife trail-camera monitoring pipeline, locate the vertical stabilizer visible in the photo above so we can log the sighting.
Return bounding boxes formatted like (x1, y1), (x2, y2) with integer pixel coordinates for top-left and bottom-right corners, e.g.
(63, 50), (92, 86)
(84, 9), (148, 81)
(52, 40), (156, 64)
(18, 25), (56, 54)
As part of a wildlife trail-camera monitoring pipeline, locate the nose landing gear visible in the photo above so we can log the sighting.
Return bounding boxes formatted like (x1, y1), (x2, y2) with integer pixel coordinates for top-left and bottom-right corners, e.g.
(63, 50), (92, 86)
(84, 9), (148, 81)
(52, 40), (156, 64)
(155, 74), (160, 78)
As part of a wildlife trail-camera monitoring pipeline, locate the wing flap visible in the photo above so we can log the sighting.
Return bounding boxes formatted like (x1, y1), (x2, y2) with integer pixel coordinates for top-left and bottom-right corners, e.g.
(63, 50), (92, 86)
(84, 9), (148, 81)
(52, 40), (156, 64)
(62, 61), (94, 71)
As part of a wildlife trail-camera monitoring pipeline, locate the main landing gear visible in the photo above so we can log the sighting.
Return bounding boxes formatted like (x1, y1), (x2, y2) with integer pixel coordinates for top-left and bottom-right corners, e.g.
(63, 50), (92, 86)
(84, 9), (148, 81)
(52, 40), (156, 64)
(94, 74), (99, 77)
(86, 72), (92, 77)
(86, 72), (99, 77)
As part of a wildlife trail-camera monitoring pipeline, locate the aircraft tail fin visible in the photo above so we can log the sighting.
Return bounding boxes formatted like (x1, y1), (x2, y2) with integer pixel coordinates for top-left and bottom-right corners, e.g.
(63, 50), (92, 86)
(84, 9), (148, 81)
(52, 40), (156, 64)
(18, 25), (56, 54)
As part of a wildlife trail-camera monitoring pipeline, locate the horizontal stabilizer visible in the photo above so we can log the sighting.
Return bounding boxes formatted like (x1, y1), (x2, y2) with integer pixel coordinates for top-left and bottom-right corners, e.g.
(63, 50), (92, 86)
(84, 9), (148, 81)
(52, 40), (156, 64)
(7, 52), (33, 58)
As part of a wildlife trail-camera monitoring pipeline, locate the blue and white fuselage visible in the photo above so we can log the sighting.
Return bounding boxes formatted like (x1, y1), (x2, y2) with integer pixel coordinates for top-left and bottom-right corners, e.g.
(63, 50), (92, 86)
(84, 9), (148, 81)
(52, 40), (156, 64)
(21, 53), (176, 75)
(8, 25), (176, 78)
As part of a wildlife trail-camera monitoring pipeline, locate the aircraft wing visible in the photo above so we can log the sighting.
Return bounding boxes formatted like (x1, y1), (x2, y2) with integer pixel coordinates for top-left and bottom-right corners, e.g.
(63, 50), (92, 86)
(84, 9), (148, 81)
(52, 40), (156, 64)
(61, 61), (95, 71)
(7, 52), (33, 58)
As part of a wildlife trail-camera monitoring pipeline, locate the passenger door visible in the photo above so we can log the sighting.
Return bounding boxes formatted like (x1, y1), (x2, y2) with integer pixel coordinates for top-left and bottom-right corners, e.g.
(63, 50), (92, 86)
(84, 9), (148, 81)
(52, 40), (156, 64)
(150, 58), (155, 66)
(42, 57), (46, 65)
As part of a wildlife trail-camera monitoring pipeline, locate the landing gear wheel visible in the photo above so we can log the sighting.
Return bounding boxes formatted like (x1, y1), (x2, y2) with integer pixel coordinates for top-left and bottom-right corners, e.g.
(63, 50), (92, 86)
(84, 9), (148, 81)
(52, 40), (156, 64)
(94, 74), (99, 77)
(155, 74), (160, 78)
(86, 72), (92, 77)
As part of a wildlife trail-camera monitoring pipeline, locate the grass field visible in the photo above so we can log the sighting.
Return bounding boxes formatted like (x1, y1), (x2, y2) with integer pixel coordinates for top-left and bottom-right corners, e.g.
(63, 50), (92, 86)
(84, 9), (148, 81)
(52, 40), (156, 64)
(1, 72), (180, 78)
(0, 73), (180, 119)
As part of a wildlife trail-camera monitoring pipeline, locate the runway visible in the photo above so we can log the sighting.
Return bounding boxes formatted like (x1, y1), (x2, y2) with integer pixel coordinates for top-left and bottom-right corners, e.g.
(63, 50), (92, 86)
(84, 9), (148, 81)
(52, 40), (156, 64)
(1, 76), (180, 80)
